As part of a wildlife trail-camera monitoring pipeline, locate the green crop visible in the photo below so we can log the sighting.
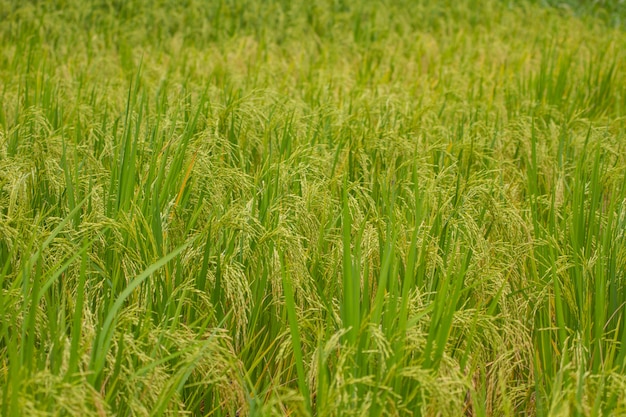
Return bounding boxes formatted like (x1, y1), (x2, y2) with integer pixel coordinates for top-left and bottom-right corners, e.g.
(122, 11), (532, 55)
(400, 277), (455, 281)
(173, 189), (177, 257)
(0, 0), (625, 415)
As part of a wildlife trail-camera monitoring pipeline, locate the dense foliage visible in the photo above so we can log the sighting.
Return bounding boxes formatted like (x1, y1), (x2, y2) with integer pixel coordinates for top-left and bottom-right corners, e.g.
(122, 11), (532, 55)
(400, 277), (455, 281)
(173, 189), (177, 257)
(1, 0), (625, 415)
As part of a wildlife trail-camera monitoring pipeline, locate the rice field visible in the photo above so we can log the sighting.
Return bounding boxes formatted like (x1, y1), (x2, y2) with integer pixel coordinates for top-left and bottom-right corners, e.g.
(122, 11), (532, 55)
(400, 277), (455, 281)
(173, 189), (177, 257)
(1, 0), (626, 415)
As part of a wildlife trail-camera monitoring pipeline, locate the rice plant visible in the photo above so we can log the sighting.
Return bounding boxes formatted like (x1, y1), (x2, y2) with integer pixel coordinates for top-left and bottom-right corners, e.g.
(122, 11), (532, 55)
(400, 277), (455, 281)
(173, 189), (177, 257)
(0, 0), (625, 415)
